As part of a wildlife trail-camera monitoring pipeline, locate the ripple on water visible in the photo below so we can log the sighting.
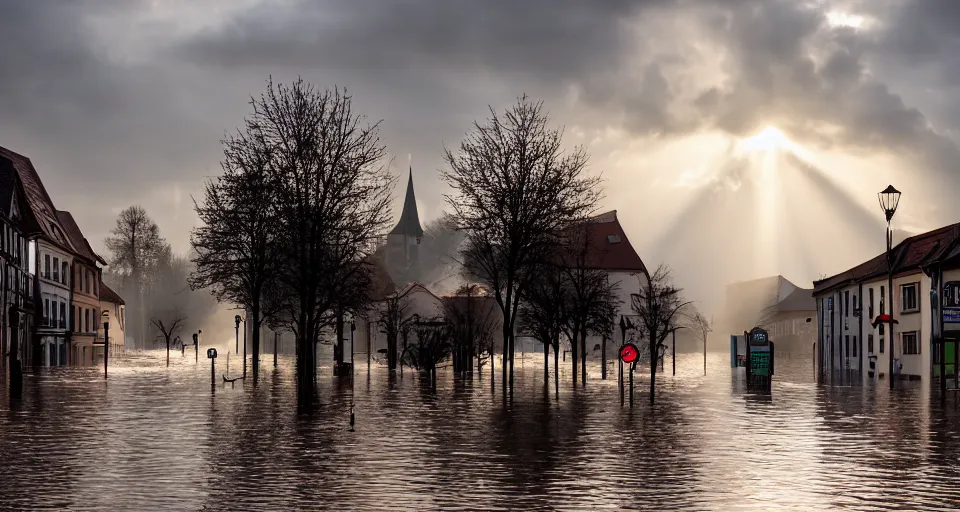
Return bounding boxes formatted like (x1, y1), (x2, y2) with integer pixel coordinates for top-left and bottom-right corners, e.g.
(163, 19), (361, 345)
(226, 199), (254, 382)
(1, 351), (960, 510)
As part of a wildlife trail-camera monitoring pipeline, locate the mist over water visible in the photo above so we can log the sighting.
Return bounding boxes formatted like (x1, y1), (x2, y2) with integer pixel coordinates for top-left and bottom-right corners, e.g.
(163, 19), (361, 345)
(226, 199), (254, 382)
(2, 351), (959, 510)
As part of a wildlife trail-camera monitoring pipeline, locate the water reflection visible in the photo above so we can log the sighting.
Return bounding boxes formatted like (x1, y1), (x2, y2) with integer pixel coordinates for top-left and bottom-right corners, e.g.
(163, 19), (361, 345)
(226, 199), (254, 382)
(1, 352), (960, 510)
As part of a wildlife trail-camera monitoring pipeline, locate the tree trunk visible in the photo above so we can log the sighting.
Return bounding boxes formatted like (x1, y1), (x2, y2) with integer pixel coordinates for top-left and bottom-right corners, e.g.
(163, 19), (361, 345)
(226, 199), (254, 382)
(553, 342), (559, 396)
(571, 334), (578, 386)
(580, 328), (587, 385)
(335, 310), (344, 376)
(166, 339), (170, 367)
(387, 331), (397, 372)
(501, 320), (509, 394)
(650, 341), (658, 405)
(543, 342), (549, 389)
(252, 303), (261, 385)
(601, 336), (607, 380)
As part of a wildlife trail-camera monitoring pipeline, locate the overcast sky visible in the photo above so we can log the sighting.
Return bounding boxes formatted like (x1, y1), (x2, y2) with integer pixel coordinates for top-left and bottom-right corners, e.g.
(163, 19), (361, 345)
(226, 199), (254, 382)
(2, 0), (959, 312)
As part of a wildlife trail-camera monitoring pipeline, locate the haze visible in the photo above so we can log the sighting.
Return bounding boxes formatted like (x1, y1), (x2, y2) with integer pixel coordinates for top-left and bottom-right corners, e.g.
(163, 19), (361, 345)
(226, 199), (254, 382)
(2, 0), (958, 314)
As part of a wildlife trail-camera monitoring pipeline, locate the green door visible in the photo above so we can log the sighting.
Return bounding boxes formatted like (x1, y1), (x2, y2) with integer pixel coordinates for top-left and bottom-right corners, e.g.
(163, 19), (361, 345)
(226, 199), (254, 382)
(935, 339), (956, 378)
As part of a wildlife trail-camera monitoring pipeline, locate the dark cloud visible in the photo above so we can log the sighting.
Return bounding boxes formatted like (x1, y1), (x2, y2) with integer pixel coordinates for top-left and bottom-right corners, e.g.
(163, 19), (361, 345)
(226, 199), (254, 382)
(2, 0), (960, 309)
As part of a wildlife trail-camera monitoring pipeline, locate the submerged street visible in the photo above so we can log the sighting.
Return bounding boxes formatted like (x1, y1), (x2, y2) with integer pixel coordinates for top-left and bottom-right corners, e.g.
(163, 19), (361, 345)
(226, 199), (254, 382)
(2, 352), (959, 511)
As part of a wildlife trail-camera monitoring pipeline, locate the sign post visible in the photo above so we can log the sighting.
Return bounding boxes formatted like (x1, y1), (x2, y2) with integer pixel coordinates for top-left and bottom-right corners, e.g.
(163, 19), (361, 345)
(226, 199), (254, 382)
(619, 343), (640, 407)
(207, 348), (218, 391)
(747, 327), (773, 388)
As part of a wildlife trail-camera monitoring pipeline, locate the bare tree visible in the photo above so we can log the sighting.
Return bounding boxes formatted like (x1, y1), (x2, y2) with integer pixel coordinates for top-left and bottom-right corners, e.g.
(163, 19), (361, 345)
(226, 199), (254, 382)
(444, 283), (500, 377)
(519, 263), (567, 395)
(691, 311), (712, 375)
(243, 78), (393, 407)
(190, 120), (283, 385)
(378, 293), (413, 372)
(559, 222), (621, 386)
(151, 309), (186, 367)
(630, 264), (693, 405)
(443, 96), (600, 394)
(404, 317), (451, 388)
(104, 206), (168, 349)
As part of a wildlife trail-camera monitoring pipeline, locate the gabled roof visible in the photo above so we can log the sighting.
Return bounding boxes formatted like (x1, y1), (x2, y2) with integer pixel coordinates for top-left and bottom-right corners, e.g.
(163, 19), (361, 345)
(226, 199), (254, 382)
(569, 210), (647, 273)
(99, 282), (125, 305)
(775, 287), (816, 313)
(0, 146), (75, 253)
(55, 210), (106, 265)
(814, 221), (960, 295)
(395, 281), (443, 303)
(389, 167), (424, 238)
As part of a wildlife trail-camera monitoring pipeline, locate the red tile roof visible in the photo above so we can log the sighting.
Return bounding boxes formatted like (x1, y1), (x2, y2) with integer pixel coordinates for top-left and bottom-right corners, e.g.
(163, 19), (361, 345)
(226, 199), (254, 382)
(56, 210), (106, 265)
(0, 146), (76, 254)
(813, 221), (960, 295)
(568, 210), (647, 274)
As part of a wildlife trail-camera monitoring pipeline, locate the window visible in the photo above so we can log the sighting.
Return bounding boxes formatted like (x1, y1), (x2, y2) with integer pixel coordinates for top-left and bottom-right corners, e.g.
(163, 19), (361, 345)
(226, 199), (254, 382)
(87, 272), (92, 295)
(845, 291), (850, 317)
(853, 295), (858, 315)
(853, 336), (858, 356)
(59, 301), (65, 328)
(845, 335), (850, 358)
(607, 234), (621, 243)
(868, 334), (875, 354)
(85, 309), (90, 333)
(880, 338), (885, 354)
(869, 288), (875, 319)
(53, 257), (59, 282)
(44, 254), (50, 278)
(44, 298), (50, 326)
(901, 283), (919, 313)
(903, 331), (920, 355)
(51, 301), (57, 328)
(61, 262), (68, 285)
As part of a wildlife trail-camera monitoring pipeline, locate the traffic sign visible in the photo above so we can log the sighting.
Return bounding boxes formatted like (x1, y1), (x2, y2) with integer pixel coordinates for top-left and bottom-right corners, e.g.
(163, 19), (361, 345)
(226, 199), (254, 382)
(619, 343), (639, 364)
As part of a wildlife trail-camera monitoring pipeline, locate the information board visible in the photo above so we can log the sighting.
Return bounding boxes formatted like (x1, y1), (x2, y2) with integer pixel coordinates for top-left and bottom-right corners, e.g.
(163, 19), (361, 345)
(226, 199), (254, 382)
(751, 352), (771, 376)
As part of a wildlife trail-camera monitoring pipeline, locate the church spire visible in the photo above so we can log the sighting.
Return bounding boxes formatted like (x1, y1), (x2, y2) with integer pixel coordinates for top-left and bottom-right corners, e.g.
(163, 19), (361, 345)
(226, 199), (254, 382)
(390, 166), (424, 238)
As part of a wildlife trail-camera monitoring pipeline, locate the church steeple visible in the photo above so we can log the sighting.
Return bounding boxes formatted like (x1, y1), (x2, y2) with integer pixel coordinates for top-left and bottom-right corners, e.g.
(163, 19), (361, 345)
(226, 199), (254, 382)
(390, 166), (424, 238)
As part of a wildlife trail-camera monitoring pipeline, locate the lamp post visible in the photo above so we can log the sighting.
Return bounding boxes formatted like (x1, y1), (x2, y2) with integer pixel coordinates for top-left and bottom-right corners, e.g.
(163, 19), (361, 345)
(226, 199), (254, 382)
(234, 315), (241, 354)
(102, 310), (110, 379)
(242, 316), (247, 378)
(879, 185), (901, 389)
(193, 332), (199, 364)
(350, 320), (356, 378)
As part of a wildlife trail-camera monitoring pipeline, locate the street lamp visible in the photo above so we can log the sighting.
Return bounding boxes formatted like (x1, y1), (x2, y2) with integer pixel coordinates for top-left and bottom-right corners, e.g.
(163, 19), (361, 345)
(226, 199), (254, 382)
(879, 184), (901, 389)
(193, 332), (199, 363)
(102, 310), (110, 379)
(234, 315), (241, 353)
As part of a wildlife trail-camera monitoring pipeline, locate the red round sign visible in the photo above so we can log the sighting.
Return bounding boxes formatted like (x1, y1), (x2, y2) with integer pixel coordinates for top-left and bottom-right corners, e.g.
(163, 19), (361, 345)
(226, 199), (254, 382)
(619, 343), (639, 364)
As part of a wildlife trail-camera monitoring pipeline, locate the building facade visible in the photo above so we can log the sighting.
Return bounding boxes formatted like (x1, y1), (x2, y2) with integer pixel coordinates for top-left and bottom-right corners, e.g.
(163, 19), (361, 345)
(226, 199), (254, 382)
(814, 223), (960, 382)
(98, 283), (126, 357)
(0, 155), (36, 372)
(725, 276), (816, 354)
(2, 145), (88, 367)
(57, 210), (107, 365)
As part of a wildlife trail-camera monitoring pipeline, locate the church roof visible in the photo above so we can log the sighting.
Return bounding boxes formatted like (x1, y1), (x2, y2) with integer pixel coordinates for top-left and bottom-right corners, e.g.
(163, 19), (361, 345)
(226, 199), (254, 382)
(389, 167), (424, 238)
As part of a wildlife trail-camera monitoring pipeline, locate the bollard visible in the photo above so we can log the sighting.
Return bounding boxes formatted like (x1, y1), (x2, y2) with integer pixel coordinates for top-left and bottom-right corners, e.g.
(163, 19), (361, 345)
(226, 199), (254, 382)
(207, 348), (218, 391)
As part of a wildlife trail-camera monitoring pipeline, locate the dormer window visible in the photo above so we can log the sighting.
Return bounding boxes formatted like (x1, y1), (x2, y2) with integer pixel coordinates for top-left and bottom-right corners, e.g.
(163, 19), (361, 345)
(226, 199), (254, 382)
(607, 234), (621, 244)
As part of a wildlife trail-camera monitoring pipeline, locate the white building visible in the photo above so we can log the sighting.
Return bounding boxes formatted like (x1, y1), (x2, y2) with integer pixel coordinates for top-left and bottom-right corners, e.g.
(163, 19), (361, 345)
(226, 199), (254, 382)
(814, 223), (960, 382)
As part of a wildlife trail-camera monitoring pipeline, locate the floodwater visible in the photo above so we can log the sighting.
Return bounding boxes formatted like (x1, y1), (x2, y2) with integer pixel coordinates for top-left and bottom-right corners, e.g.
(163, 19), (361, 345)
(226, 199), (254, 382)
(1, 350), (960, 511)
